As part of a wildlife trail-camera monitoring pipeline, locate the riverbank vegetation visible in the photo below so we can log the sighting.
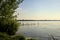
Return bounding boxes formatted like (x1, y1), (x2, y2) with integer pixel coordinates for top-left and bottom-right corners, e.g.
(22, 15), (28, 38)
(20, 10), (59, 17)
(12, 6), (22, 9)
(0, 0), (24, 40)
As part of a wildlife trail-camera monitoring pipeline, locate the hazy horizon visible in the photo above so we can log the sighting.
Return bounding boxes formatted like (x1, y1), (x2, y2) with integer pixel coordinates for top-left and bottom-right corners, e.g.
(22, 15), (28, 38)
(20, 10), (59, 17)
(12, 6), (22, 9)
(15, 0), (60, 20)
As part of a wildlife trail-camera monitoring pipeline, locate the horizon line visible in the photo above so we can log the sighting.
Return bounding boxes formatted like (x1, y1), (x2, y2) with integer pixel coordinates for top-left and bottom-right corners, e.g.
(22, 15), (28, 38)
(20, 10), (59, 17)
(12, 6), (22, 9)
(17, 19), (60, 21)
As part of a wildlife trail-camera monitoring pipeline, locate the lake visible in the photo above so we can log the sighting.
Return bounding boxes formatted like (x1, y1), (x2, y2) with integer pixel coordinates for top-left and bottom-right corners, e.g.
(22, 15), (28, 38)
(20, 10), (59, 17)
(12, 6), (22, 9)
(16, 21), (60, 40)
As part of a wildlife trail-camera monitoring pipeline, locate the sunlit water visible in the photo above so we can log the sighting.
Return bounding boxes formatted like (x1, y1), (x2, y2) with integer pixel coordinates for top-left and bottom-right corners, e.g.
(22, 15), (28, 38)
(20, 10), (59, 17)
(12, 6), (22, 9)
(16, 21), (60, 40)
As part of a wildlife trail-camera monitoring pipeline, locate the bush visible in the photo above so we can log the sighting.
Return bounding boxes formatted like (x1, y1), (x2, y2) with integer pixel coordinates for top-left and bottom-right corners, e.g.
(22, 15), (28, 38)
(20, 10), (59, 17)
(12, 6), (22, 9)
(11, 35), (26, 40)
(27, 38), (36, 40)
(0, 19), (19, 35)
(0, 32), (26, 40)
(0, 32), (10, 40)
(0, 0), (23, 35)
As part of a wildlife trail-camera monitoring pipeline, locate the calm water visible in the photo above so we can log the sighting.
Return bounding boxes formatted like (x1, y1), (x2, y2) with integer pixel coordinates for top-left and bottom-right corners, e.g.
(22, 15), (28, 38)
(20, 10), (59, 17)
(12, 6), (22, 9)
(16, 21), (60, 40)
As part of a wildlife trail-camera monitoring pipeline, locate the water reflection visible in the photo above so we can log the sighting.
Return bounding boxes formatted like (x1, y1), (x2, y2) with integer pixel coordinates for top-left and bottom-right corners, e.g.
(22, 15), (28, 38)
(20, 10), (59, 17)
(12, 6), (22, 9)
(17, 21), (60, 40)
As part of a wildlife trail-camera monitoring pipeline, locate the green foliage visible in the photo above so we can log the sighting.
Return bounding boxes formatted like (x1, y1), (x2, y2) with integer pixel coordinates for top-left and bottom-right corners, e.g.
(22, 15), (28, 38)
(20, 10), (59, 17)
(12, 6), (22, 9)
(0, 32), (10, 40)
(11, 35), (26, 40)
(0, 32), (26, 40)
(0, 32), (36, 40)
(27, 38), (36, 40)
(0, 0), (24, 35)
(0, 19), (19, 35)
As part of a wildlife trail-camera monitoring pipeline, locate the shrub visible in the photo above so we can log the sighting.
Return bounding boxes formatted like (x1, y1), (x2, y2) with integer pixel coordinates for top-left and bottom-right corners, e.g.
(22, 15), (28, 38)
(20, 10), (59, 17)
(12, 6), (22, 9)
(0, 0), (23, 35)
(10, 35), (26, 40)
(27, 38), (36, 40)
(0, 32), (10, 40)
(0, 32), (26, 40)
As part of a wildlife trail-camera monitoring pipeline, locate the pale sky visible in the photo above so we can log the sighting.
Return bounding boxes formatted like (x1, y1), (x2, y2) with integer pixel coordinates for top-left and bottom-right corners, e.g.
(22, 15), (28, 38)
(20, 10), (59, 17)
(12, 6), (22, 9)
(16, 0), (60, 20)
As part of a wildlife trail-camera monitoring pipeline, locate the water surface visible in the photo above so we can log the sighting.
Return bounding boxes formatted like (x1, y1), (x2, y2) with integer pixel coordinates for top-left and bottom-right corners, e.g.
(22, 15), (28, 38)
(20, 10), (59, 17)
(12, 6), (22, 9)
(17, 21), (60, 40)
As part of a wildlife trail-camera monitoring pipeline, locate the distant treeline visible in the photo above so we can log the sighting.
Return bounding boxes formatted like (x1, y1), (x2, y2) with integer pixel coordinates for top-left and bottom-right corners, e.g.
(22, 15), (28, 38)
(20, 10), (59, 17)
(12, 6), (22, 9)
(17, 20), (60, 21)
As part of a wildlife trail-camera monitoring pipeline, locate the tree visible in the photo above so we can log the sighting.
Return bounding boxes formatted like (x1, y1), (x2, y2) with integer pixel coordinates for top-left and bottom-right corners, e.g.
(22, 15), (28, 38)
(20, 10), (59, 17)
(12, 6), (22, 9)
(0, 0), (24, 35)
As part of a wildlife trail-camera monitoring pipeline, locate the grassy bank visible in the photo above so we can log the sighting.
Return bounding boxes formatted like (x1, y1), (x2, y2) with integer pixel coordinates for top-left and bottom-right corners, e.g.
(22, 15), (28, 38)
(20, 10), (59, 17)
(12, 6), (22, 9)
(0, 32), (36, 40)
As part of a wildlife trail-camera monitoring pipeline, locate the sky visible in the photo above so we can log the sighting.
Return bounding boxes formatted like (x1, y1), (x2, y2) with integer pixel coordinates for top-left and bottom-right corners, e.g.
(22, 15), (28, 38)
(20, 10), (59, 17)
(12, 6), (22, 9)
(16, 0), (60, 20)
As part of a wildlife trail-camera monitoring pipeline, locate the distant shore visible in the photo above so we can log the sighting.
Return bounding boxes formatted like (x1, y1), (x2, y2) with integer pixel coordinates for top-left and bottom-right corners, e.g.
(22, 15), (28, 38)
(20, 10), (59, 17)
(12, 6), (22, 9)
(17, 20), (60, 21)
